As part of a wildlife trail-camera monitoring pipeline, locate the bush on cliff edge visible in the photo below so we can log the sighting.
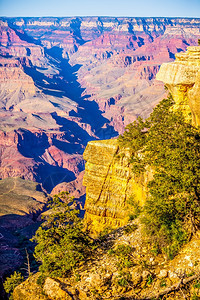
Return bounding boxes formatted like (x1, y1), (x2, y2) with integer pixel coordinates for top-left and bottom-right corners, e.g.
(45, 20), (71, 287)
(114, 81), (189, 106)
(31, 192), (94, 280)
(119, 95), (200, 258)
(3, 272), (24, 300)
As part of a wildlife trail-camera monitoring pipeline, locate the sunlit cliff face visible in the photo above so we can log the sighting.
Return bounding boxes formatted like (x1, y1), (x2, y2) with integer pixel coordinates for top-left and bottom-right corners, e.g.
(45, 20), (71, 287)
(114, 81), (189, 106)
(156, 46), (200, 126)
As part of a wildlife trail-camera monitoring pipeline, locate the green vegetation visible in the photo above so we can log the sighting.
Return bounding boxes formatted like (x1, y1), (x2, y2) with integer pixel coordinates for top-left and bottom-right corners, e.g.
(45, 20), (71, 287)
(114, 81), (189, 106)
(193, 280), (200, 289)
(116, 270), (132, 287)
(31, 192), (94, 280)
(3, 271), (24, 300)
(108, 244), (134, 269)
(119, 95), (200, 258)
(127, 195), (141, 220)
(146, 273), (154, 286)
(124, 223), (138, 234)
(160, 279), (167, 287)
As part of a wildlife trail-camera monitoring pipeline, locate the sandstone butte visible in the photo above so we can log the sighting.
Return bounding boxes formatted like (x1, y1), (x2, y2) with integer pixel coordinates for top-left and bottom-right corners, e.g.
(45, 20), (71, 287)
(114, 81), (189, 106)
(82, 45), (200, 235)
(156, 45), (200, 125)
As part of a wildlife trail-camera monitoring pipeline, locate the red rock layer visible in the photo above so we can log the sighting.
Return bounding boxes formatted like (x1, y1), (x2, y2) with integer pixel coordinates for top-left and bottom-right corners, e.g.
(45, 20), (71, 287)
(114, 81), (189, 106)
(0, 17), (199, 190)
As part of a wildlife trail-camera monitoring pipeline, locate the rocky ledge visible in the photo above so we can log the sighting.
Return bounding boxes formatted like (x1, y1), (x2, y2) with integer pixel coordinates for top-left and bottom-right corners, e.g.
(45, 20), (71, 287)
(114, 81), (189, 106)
(156, 46), (200, 125)
(13, 224), (200, 300)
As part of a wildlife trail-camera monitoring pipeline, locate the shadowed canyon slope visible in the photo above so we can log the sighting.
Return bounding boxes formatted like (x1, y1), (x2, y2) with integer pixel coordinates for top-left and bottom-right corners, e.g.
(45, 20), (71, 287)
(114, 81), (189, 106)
(0, 17), (200, 193)
(0, 177), (49, 279)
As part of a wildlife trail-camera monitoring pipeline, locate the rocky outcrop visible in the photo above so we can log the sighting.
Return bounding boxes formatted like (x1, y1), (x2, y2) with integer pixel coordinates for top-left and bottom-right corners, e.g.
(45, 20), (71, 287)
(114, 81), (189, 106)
(83, 139), (150, 234)
(82, 46), (200, 235)
(13, 273), (47, 300)
(156, 46), (200, 125)
(12, 225), (200, 300)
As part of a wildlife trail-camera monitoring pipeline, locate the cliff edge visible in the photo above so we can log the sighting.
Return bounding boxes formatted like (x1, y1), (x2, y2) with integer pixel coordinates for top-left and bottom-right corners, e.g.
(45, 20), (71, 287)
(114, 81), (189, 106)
(156, 45), (200, 125)
(83, 45), (200, 235)
(83, 139), (149, 234)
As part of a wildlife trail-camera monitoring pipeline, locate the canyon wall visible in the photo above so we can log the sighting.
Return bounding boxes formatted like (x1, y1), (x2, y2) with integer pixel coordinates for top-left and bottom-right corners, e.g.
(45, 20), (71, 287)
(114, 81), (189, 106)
(0, 17), (200, 194)
(83, 139), (152, 234)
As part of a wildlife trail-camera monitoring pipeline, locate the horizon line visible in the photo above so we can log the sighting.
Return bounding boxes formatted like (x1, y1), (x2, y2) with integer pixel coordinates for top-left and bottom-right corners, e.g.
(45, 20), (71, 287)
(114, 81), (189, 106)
(1, 15), (200, 19)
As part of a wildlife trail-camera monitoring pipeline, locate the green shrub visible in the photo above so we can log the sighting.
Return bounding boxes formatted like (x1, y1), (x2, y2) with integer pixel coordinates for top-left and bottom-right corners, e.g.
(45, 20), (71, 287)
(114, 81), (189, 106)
(194, 280), (200, 289)
(124, 224), (138, 234)
(127, 196), (142, 220)
(108, 244), (134, 269)
(146, 274), (154, 286)
(160, 279), (167, 287)
(117, 271), (132, 287)
(36, 273), (47, 286)
(192, 293), (200, 300)
(98, 226), (113, 241)
(31, 192), (94, 278)
(119, 95), (200, 259)
(3, 271), (24, 299)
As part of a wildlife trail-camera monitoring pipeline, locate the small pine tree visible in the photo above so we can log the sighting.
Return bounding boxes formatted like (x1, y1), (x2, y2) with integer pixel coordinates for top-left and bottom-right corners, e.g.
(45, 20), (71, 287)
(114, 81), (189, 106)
(31, 192), (94, 279)
(3, 271), (24, 299)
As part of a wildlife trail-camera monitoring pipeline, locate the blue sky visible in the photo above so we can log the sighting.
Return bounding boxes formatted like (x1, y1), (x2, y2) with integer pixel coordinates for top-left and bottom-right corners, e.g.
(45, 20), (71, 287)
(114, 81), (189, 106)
(0, 0), (200, 18)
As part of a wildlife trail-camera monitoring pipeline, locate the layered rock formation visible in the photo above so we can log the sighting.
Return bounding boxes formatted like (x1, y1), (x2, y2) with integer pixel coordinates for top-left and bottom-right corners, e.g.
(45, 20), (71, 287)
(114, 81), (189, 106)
(0, 17), (200, 193)
(156, 46), (200, 125)
(83, 139), (150, 234)
(0, 129), (85, 192)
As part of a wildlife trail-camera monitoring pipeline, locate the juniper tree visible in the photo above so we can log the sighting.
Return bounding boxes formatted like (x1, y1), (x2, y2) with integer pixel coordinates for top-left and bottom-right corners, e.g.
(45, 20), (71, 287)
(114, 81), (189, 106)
(32, 192), (94, 279)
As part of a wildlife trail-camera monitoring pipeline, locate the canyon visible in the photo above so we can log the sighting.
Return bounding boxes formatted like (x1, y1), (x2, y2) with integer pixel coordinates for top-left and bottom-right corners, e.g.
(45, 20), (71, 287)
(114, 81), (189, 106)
(1, 17), (200, 293)
(0, 17), (200, 195)
(11, 42), (200, 300)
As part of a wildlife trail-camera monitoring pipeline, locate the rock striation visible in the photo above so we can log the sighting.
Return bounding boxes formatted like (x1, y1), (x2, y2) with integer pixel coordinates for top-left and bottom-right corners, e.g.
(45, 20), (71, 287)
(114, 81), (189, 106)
(156, 46), (200, 125)
(83, 139), (149, 234)
(0, 17), (200, 193)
